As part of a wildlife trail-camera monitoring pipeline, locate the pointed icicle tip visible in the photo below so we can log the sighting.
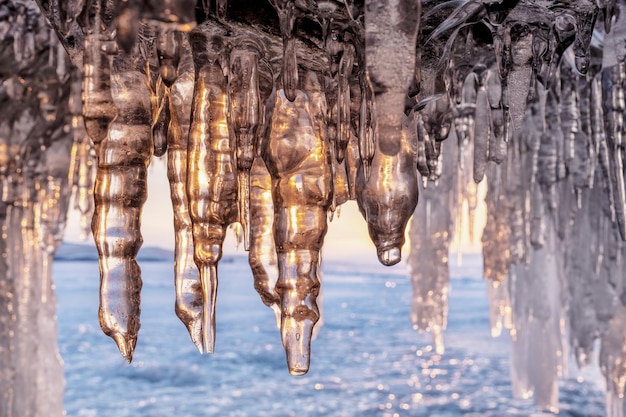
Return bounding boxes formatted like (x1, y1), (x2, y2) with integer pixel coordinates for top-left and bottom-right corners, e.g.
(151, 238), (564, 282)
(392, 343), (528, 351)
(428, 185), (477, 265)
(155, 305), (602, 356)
(111, 332), (136, 363)
(282, 317), (314, 376)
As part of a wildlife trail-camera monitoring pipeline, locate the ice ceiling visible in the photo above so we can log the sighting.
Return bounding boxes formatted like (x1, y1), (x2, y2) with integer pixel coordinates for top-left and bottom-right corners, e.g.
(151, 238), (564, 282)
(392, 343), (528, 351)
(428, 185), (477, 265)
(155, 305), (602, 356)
(1, 0), (626, 415)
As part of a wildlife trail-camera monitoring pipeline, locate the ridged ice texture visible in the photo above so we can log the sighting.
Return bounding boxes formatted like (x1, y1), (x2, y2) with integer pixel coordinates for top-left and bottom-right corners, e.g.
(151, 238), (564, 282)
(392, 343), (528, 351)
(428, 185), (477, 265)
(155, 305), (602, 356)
(264, 83), (332, 375)
(92, 43), (153, 363)
(11, 2), (626, 414)
(0, 3), (72, 416)
(166, 34), (203, 351)
(186, 52), (238, 354)
(407, 124), (456, 354)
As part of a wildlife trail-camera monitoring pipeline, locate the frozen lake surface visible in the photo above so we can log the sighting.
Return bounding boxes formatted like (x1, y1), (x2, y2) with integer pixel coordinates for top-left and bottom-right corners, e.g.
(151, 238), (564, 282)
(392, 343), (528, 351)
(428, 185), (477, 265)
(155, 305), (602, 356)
(54, 250), (606, 417)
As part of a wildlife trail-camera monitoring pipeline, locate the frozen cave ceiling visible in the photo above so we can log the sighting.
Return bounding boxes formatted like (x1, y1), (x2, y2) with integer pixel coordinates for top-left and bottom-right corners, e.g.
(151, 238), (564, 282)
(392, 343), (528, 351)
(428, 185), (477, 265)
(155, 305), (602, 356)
(2, 0), (626, 416)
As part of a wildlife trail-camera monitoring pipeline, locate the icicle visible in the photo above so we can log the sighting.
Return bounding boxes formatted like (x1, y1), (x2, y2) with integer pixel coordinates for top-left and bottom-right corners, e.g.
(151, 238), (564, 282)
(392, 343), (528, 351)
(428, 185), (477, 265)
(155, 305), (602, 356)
(364, 0), (420, 156)
(151, 81), (170, 158)
(229, 40), (262, 251)
(358, 74), (375, 180)
(572, 8), (598, 74)
(487, 68), (506, 164)
(407, 132), (455, 354)
(157, 29), (182, 88)
(482, 164), (510, 284)
(274, 0), (298, 102)
(357, 107), (418, 266)
(264, 86), (332, 375)
(82, 33), (117, 148)
(600, 304), (626, 417)
(506, 24), (533, 137)
(602, 8), (626, 240)
(248, 157), (280, 327)
(416, 111), (430, 178)
(187, 52), (238, 354)
(473, 64), (490, 183)
(92, 48), (153, 363)
(336, 42), (354, 163)
(166, 34), (203, 351)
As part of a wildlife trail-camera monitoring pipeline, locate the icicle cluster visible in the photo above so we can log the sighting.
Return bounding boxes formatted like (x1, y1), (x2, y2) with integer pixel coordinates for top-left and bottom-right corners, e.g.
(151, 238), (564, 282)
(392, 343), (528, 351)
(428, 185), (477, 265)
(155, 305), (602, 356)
(4, 0), (626, 416)
(0, 1), (74, 416)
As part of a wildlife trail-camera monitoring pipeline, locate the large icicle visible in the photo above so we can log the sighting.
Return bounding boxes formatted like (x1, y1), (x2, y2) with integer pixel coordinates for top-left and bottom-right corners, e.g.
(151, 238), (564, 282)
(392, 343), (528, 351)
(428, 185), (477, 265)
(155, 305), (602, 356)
(264, 79), (332, 374)
(187, 33), (238, 354)
(92, 39), (153, 363)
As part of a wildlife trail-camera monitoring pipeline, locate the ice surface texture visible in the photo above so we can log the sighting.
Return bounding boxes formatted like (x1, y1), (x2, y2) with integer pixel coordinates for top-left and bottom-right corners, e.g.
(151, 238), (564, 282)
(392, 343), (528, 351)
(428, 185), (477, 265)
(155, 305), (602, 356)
(3, 0), (626, 416)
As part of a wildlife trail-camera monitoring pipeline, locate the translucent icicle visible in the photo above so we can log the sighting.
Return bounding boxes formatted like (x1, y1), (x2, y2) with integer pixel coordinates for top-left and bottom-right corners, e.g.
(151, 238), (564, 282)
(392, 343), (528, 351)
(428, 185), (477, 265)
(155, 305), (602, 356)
(156, 29), (181, 88)
(264, 86), (332, 375)
(364, 0), (420, 156)
(229, 41), (262, 251)
(600, 304), (626, 417)
(507, 24), (533, 136)
(358, 75), (375, 180)
(274, 1), (298, 102)
(473, 64), (490, 183)
(248, 157), (280, 326)
(482, 164), (510, 284)
(167, 35), (203, 351)
(82, 33), (117, 148)
(357, 109), (418, 266)
(601, 62), (626, 240)
(407, 131), (455, 354)
(336, 43), (354, 163)
(187, 58), (238, 354)
(487, 68), (506, 164)
(151, 81), (170, 158)
(572, 7), (598, 74)
(92, 52), (153, 363)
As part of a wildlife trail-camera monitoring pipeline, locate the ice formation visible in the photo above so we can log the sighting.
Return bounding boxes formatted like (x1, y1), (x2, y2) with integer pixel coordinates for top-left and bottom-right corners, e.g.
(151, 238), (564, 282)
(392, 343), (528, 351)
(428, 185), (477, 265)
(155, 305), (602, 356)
(2, 0), (626, 416)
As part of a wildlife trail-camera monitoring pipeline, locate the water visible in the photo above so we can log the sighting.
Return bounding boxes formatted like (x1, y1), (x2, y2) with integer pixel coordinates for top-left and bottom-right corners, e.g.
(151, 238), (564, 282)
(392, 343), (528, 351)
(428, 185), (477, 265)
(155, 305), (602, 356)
(55, 254), (605, 416)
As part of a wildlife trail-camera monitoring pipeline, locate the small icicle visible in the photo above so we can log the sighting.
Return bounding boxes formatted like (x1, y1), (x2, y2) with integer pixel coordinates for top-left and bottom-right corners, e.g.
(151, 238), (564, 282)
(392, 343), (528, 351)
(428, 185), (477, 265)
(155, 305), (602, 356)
(151, 83), (170, 158)
(274, 1), (298, 102)
(364, 0), (420, 156)
(358, 74), (375, 180)
(264, 87), (332, 375)
(216, 0), (228, 19)
(167, 35), (203, 352)
(572, 8), (598, 75)
(506, 24), (533, 137)
(187, 55), (238, 354)
(601, 63), (626, 241)
(229, 40), (262, 251)
(336, 42), (354, 163)
(156, 29), (182, 88)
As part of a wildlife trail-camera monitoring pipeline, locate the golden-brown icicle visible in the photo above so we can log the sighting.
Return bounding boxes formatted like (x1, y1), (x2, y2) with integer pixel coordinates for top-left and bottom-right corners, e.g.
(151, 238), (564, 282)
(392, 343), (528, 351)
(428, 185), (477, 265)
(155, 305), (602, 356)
(167, 34), (203, 351)
(248, 157), (281, 326)
(92, 50), (153, 363)
(365, 0), (420, 156)
(187, 48), (238, 354)
(229, 40), (262, 251)
(264, 81), (332, 375)
(357, 109), (418, 266)
(82, 32), (117, 148)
